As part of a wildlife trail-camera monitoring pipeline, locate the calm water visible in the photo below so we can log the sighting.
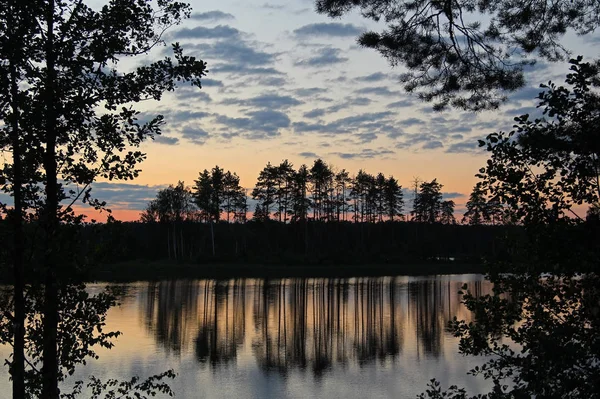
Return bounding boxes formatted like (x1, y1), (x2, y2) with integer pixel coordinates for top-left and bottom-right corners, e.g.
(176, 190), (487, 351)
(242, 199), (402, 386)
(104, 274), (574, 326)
(1, 274), (494, 398)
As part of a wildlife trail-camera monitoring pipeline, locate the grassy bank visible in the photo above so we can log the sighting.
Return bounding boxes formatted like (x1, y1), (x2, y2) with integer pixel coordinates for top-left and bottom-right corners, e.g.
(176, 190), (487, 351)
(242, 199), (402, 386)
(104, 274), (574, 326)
(88, 260), (485, 282)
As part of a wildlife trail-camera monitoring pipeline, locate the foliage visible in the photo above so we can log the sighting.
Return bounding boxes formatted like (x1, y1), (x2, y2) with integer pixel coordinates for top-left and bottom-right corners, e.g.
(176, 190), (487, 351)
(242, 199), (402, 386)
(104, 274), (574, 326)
(191, 167), (246, 223)
(440, 200), (456, 224)
(477, 57), (600, 224)
(420, 58), (600, 398)
(315, 0), (600, 111)
(64, 370), (176, 399)
(413, 179), (443, 223)
(0, 0), (207, 397)
(290, 164), (311, 222)
(141, 181), (196, 223)
(146, 158), (408, 225)
(251, 162), (278, 222)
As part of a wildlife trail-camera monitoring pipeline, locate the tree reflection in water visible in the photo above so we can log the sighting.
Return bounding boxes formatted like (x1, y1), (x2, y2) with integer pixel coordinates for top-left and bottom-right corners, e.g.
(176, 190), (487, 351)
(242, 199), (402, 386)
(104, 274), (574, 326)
(140, 277), (490, 376)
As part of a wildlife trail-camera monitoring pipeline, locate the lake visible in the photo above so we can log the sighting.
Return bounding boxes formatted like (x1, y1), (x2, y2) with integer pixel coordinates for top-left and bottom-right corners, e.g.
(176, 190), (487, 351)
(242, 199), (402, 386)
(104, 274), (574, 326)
(0, 274), (493, 398)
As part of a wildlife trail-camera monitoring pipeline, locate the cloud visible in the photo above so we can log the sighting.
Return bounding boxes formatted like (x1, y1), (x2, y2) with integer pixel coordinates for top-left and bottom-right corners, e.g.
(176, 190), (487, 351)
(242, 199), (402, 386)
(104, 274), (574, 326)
(356, 132), (378, 143)
(386, 130), (403, 139)
(190, 10), (235, 22)
(86, 182), (169, 210)
(507, 86), (545, 102)
(293, 111), (395, 135)
(255, 76), (288, 87)
(294, 8), (311, 15)
(331, 148), (395, 159)
(214, 64), (285, 76)
(175, 88), (212, 102)
(295, 47), (348, 67)
(334, 111), (394, 126)
(162, 110), (211, 125)
(303, 108), (326, 118)
(190, 40), (277, 66)
(154, 135), (179, 145)
(182, 126), (210, 145)
(401, 117), (425, 127)
(294, 87), (328, 97)
(504, 105), (543, 118)
(355, 72), (388, 82)
(293, 22), (362, 38)
(202, 78), (225, 87)
(172, 25), (241, 40)
(222, 93), (303, 109)
(298, 151), (319, 158)
(303, 97), (373, 118)
(262, 2), (285, 9)
(215, 109), (290, 138)
(355, 86), (399, 97)
(422, 140), (444, 149)
(387, 99), (416, 108)
(446, 139), (485, 154)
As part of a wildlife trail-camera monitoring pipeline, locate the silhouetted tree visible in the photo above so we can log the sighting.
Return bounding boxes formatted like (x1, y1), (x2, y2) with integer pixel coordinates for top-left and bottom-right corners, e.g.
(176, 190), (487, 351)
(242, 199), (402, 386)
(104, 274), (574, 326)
(310, 159), (334, 221)
(210, 166), (225, 222)
(192, 166), (246, 223)
(384, 176), (404, 221)
(274, 160), (295, 223)
(421, 59), (600, 398)
(142, 182), (195, 224)
(0, 0), (206, 395)
(141, 182), (195, 260)
(462, 183), (489, 225)
(440, 200), (456, 225)
(413, 179), (443, 223)
(290, 164), (311, 222)
(334, 169), (351, 221)
(375, 173), (387, 222)
(315, 0), (600, 111)
(350, 170), (372, 222)
(193, 169), (213, 223)
(252, 163), (278, 221)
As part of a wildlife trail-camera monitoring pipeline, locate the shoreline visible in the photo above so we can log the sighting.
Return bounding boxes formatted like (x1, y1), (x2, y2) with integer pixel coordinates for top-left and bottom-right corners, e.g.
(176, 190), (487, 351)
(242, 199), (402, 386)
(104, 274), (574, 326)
(88, 261), (486, 282)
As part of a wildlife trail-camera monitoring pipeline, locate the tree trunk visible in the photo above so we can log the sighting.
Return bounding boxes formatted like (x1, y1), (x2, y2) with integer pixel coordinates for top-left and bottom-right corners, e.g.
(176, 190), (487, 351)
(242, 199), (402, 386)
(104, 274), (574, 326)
(8, 5), (25, 393)
(42, 1), (60, 397)
(210, 220), (215, 257)
(167, 227), (171, 259)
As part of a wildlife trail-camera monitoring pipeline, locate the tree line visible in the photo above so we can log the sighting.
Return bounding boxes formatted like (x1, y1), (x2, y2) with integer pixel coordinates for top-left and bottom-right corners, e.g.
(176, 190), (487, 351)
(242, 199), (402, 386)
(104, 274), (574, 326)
(141, 158), (512, 227)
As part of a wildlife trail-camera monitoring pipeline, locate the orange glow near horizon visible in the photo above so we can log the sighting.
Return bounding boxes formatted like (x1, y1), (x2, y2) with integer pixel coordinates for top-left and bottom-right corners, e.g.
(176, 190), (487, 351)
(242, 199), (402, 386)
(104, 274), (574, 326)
(75, 207), (142, 223)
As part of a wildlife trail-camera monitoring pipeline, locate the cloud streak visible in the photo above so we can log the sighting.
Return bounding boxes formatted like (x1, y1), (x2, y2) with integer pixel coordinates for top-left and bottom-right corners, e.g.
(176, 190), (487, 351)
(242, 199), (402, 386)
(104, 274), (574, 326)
(293, 22), (363, 38)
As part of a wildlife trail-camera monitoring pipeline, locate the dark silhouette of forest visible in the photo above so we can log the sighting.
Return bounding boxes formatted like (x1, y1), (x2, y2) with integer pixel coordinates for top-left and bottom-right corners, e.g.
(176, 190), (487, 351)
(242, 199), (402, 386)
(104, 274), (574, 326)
(80, 157), (516, 268)
(78, 218), (513, 268)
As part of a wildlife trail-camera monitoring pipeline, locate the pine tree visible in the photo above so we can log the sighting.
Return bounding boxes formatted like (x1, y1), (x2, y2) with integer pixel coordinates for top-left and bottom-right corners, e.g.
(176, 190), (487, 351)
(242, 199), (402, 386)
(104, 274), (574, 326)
(413, 179), (443, 223)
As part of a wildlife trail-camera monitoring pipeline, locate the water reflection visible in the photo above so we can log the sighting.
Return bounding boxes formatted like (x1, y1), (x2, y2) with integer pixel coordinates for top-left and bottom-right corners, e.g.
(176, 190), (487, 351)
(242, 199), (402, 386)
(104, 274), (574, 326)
(140, 276), (489, 377)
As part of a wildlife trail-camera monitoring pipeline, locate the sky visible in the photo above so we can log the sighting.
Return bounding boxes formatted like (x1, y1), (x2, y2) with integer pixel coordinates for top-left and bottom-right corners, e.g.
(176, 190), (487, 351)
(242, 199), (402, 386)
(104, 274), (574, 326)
(27, 0), (600, 221)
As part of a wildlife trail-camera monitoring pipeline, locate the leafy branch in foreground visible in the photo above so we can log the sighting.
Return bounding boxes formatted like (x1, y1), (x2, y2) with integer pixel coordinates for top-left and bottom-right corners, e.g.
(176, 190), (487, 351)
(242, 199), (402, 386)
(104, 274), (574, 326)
(315, 0), (600, 111)
(419, 58), (600, 398)
(64, 370), (176, 399)
(0, 0), (207, 397)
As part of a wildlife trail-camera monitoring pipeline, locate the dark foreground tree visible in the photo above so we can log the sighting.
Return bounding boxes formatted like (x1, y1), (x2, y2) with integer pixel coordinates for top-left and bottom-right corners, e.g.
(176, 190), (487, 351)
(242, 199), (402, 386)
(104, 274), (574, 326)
(0, 0), (207, 397)
(315, 0), (600, 111)
(419, 58), (600, 398)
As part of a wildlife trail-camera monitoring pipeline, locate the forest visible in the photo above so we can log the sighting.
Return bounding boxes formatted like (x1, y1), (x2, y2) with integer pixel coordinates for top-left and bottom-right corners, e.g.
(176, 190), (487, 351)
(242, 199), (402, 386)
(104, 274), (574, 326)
(103, 157), (515, 265)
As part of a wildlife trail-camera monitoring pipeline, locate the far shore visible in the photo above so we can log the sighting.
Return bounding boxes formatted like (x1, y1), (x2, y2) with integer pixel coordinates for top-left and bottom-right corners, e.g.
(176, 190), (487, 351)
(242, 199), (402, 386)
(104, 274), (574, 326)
(87, 260), (486, 282)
